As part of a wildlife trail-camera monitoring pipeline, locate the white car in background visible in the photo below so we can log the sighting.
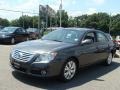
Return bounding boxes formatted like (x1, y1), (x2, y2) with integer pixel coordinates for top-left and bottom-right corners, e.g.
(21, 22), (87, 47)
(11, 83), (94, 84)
(115, 36), (120, 49)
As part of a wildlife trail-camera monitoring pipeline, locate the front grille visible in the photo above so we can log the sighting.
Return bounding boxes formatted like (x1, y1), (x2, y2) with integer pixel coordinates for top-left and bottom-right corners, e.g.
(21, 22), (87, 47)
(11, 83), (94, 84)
(12, 50), (34, 62)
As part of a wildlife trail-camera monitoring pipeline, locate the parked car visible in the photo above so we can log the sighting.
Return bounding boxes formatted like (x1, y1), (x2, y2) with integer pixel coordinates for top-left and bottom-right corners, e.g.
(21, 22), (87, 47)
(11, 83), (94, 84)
(115, 35), (120, 49)
(0, 27), (29, 44)
(10, 28), (116, 82)
(27, 28), (39, 39)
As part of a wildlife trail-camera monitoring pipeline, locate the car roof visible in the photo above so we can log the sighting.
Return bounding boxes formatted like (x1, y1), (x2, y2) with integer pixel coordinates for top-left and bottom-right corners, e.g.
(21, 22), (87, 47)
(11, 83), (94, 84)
(5, 26), (22, 29)
(62, 28), (101, 32)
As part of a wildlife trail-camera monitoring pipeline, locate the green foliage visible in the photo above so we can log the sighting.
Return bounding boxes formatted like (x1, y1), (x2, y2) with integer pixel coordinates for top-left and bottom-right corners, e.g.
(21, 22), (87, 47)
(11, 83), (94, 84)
(10, 15), (38, 29)
(1, 12), (120, 35)
(56, 10), (69, 27)
(0, 18), (9, 26)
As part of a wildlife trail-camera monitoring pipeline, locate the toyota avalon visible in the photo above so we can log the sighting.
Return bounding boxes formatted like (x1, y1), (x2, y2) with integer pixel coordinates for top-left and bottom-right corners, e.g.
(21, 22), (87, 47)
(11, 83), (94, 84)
(10, 28), (116, 82)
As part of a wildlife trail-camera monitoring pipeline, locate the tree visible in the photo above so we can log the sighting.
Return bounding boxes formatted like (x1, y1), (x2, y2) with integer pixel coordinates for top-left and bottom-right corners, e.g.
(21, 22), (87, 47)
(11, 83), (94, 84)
(10, 19), (20, 27)
(68, 17), (76, 27)
(111, 14), (120, 35)
(75, 13), (110, 32)
(56, 10), (68, 27)
(10, 15), (39, 29)
(0, 18), (9, 26)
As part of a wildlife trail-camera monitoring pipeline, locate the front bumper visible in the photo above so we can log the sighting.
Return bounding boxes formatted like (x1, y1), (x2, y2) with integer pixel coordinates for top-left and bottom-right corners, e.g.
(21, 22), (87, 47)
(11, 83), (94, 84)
(10, 57), (63, 77)
(0, 37), (11, 43)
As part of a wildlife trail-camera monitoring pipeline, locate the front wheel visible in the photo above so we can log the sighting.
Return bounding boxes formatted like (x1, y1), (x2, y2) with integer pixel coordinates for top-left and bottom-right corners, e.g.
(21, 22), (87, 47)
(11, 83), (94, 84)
(105, 53), (113, 66)
(11, 38), (15, 44)
(59, 59), (77, 82)
(26, 37), (29, 41)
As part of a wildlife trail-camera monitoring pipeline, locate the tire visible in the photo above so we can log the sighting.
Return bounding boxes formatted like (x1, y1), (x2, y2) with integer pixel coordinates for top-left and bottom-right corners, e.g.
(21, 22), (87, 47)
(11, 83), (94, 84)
(105, 53), (113, 66)
(11, 38), (15, 44)
(36, 36), (39, 39)
(26, 37), (29, 41)
(59, 59), (77, 82)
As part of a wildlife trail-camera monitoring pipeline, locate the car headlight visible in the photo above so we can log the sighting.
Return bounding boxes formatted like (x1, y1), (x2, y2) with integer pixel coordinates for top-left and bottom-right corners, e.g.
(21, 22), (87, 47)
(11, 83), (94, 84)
(35, 52), (57, 63)
(2, 35), (10, 38)
(2, 35), (5, 38)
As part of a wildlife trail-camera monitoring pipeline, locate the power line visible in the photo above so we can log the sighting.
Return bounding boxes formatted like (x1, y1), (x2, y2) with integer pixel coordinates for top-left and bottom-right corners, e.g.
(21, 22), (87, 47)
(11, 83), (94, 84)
(0, 8), (38, 14)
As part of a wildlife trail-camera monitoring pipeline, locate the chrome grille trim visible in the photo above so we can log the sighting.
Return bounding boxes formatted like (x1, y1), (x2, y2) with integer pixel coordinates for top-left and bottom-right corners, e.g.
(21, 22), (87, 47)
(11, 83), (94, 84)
(12, 50), (34, 62)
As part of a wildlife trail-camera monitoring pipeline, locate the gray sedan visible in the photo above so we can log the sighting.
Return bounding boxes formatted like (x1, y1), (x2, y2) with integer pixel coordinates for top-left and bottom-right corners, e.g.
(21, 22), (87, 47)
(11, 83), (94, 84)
(10, 28), (116, 82)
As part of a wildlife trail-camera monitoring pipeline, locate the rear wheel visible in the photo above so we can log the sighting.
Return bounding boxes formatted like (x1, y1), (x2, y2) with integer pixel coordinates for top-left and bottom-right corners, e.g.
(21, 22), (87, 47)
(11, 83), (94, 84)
(36, 36), (39, 39)
(59, 59), (77, 82)
(26, 37), (29, 41)
(105, 53), (113, 65)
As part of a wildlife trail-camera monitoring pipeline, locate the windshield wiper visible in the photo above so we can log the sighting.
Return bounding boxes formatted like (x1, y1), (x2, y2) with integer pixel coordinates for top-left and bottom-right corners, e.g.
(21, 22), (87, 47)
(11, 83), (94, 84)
(41, 39), (62, 42)
(52, 40), (62, 42)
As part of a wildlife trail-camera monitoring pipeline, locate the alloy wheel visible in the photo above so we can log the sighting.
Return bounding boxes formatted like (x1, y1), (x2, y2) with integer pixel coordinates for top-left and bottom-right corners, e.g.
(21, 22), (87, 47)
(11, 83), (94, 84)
(11, 38), (15, 44)
(107, 53), (113, 65)
(64, 60), (76, 80)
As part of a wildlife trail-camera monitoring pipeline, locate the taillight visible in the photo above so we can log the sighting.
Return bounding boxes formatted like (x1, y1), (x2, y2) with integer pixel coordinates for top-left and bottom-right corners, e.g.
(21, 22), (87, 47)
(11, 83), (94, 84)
(113, 40), (116, 43)
(116, 40), (120, 43)
(118, 40), (120, 43)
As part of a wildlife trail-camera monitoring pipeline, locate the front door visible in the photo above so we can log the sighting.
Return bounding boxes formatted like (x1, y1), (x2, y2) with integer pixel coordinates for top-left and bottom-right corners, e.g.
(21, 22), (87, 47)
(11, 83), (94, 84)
(77, 32), (98, 66)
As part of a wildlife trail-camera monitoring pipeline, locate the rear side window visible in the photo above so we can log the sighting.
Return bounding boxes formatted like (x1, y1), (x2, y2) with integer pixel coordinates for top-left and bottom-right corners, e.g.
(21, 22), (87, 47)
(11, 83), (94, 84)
(21, 29), (26, 33)
(97, 32), (108, 42)
(16, 28), (22, 33)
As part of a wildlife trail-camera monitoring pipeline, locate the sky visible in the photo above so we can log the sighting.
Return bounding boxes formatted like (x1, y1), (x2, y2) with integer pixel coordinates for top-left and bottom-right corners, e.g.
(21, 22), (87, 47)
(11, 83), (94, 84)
(0, 0), (119, 20)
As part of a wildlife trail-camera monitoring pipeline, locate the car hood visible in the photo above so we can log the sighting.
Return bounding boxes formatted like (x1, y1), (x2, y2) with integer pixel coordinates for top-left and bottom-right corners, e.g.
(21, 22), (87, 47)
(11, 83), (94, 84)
(13, 40), (76, 54)
(0, 32), (12, 36)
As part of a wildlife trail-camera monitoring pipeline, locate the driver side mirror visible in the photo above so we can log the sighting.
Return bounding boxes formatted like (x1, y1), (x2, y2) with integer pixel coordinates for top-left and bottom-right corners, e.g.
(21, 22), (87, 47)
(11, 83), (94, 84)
(81, 39), (93, 45)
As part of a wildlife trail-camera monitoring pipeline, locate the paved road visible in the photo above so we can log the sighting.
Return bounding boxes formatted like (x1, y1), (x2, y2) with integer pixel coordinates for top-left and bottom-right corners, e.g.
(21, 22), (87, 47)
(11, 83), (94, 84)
(0, 44), (120, 90)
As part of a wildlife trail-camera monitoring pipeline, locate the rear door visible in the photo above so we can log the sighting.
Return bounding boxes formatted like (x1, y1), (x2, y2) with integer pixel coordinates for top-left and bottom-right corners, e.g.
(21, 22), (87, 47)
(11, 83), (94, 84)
(14, 28), (23, 42)
(20, 28), (29, 41)
(96, 31), (109, 61)
(15, 28), (27, 42)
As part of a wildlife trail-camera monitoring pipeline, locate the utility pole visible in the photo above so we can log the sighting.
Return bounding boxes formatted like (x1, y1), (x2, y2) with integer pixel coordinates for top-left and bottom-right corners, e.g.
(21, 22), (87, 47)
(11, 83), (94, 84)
(59, 0), (62, 27)
(46, 5), (48, 29)
(50, 17), (52, 28)
(33, 10), (35, 28)
(22, 12), (24, 28)
(38, 5), (41, 38)
(109, 13), (112, 34)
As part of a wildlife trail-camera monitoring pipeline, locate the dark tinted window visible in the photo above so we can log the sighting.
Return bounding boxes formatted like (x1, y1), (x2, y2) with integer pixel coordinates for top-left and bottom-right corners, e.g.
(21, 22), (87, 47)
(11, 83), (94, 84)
(15, 28), (22, 33)
(83, 32), (95, 42)
(97, 32), (108, 42)
(16, 28), (26, 33)
(21, 29), (26, 33)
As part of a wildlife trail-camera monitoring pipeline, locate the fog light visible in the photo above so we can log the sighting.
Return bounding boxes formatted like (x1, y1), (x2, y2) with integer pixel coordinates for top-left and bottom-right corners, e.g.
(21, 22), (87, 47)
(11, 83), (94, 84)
(41, 70), (47, 75)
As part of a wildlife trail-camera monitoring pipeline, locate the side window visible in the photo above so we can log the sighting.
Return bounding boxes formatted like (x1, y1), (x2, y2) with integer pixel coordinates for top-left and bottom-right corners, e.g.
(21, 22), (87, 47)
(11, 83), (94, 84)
(15, 28), (22, 33)
(16, 28), (25, 33)
(21, 29), (26, 33)
(97, 32), (108, 42)
(83, 32), (95, 42)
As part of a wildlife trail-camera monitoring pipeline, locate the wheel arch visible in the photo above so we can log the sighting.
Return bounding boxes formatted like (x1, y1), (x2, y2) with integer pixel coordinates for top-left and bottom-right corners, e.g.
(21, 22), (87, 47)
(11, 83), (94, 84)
(67, 56), (79, 70)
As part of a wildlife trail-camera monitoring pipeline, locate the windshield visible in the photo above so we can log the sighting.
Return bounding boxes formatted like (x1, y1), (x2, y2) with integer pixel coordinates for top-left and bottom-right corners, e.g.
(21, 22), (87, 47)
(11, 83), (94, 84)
(0, 27), (16, 33)
(42, 29), (84, 44)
